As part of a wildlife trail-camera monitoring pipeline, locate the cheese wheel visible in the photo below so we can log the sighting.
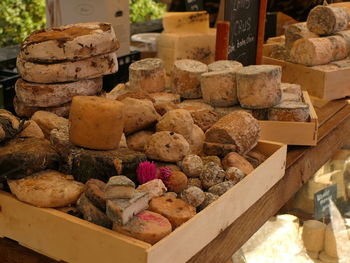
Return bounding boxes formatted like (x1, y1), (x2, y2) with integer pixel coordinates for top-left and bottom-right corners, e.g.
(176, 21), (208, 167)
(326, 35), (349, 61)
(113, 210), (172, 245)
(336, 30), (350, 46)
(285, 22), (319, 51)
(145, 131), (190, 162)
(17, 52), (118, 83)
(171, 59), (208, 99)
(129, 58), (166, 93)
(307, 6), (349, 35)
(205, 110), (260, 155)
(319, 252), (339, 263)
(20, 22), (119, 62)
(302, 220), (326, 252)
(201, 70), (238, 107)
(208, 60), (243, 72)
(156, 109), (194, 141)
(8, 170), (85, 208)
(236, 65), (282, 109)
(69, 96), (124, 150)
(268, 101), (310, 122)
(290, 38), (333, 66)
(14, 96), (70, 118)
(149, 196), (196, 229)
(15, 77), (102, 107)
(269, 44), (289, 60)
(149, 92), (181, 104)
(122, 98), (159, 135)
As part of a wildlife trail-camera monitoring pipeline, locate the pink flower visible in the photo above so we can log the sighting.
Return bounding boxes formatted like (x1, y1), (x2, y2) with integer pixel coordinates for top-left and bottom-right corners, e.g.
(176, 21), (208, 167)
(159, 167), (172, 186)
(136, 161), (157, 184)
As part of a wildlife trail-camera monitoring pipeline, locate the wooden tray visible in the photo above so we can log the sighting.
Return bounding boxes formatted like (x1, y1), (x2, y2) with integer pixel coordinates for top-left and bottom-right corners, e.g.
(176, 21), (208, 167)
(263, 56), (350, 100)
(0, 141), (287, 263)
(259, 91), (318, 146)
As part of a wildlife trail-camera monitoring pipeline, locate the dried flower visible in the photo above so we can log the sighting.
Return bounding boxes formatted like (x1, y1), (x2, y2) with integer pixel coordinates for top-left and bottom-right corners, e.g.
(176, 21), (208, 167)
(159, 167), (172, 185)
(137, 161), (157, 184)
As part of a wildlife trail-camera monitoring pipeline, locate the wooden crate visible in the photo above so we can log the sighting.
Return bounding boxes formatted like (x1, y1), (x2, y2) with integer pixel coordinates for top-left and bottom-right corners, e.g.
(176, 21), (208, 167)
(0, 141), (286, 263)
(259, 91), (318, 146)
(263, 56), (350, 100)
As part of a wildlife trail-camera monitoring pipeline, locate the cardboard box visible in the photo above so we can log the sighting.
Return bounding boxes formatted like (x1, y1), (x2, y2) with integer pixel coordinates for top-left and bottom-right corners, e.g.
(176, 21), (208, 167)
(0, 141), (286, 263)
(46, 0), (130, 57)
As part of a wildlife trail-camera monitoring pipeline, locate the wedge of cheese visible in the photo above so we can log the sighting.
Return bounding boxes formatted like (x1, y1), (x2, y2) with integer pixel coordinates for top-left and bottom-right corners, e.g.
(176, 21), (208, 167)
(157, 29), (216, 73)
(163, 11), (209, 34)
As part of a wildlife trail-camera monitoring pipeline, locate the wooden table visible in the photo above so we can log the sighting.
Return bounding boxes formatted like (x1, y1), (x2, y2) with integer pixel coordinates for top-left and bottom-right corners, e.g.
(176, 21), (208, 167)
(1, 99), (350, 263)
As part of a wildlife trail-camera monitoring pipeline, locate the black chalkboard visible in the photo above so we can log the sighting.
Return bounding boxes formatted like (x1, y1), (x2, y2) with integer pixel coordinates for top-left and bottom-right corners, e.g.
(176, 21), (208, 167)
(224, 0), (262, 65)
(314, 184), (337, 220)
(185, 0), (204, 11)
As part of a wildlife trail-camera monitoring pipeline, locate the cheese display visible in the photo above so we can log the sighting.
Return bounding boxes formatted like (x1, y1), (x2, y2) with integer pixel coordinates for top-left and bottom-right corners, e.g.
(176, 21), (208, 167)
(15, 77), (103, 107)
(113, 210), (172, 245)
(20, 22), (119, 62)
(237, 65), (282, 109)
(201, 70), (238, 107)
(162, 11), (209, 34)
(171, 59), (208, 99)
(129, 58), (166, 93)
(307, 6), (349, 35)
(8, 170), (84, 208)
(69, 96), (124, 150)
(285, 22), (319, 51)
(157, 29), (216, 73)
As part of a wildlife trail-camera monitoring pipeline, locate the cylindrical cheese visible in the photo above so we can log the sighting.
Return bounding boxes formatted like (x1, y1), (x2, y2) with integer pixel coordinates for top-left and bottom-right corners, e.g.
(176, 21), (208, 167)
(290, 38), (333, 66)
(268, 101), (310, 122)
(307, 6), (349, 35)
(302, 220), (327, 252)
(69, 96), (124, 150)
(171, 59), (208, 99)
(15, 77), (102, 107)
(236, 65), (282, 109)
(201, 70), (238, 107)
(327, 35), (349, 61)
(208, 60), (243, 72)
(129, 58), (166, 93)
(285, 22), (319, 51)
(17, 52), (118, 83)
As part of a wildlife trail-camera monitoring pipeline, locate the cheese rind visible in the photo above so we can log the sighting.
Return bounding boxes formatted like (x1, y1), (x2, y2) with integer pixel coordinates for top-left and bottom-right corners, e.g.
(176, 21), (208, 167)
(69, 96), (124, 150)
(208, 60), (243, 72)
(237, 65), (282, 109)
(285, 22), (318, 51)
(307, 6), (349, 35)
(105, 176), (136, 199)
(268, 101), (310, 122)
(163, 12), (209, 34)
(171, 59), (208, 99)
(201, 70), (238, 107)
(15, 77), (102, 107)
(129, 58), (166, 93)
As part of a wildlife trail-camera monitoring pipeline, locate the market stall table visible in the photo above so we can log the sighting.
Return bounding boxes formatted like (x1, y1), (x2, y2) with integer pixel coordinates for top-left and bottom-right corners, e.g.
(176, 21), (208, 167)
(0, 98), (349, 263)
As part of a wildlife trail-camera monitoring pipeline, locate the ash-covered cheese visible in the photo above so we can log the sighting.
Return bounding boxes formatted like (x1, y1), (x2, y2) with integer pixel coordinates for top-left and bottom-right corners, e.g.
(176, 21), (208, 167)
(178, 154), (203, 178)
(163, 11), (209, 34)
(290, 38), (333, 66)
(113, 210), (172, 245)
(15, 77), (102, 107)
(69, 96), (124, 150)
(14, 96), (70, 118)
(129, 58), (166, 93)
(17, 52), (118, 83)
(205, 111), (260, 155)
(198, 192), (218, 210)
(149, 196), (196, 229)
(237, 65), (282, 109)
(307, 6), (349, 35)
(157, 30), (216, 73)
(144, 131), (190, 162)
(106, 191), (150, 225)
(121, 98), (159, 135)
(171, 59), (208, 99)
(201, 70), (238, 107)
(208, 181), (234, 196)
(285, 22), (319, 51)
(268, 101), (310, 122)
(156, 109), (194, 141)
(200, 162), (226, 190)
(208, 60), (243, 72)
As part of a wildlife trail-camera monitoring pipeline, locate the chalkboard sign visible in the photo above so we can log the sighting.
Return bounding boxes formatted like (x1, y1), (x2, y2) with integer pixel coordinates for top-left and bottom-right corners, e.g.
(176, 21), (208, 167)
(224, 0), (267, 65)
(314, 184), (337, 220)
(185, 0), (204, 11)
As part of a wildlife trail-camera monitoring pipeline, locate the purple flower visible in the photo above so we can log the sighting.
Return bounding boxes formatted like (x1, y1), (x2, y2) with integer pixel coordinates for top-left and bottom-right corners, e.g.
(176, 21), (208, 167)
(136, 161), (157, 184)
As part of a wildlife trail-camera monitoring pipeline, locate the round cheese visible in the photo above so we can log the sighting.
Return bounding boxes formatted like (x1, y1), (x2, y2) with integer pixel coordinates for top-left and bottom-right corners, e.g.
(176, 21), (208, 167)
(302, 220), (326, 252)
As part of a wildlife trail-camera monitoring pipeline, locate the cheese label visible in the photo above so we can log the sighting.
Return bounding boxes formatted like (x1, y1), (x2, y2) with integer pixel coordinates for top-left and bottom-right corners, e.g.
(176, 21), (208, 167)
(314, 184), (337, 219)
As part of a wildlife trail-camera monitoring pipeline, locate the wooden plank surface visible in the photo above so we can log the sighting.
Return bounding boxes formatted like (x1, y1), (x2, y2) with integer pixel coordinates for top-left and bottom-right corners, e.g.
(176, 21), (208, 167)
(0, 100), (349, 263)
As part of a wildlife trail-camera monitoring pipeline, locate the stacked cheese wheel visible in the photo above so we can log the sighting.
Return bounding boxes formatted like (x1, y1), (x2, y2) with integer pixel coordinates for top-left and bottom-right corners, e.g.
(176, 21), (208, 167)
(15, 22), (120, 117)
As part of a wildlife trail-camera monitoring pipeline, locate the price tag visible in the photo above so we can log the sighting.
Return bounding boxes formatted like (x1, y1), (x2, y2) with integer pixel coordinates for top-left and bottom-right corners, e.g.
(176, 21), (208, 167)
(314, 184), (337, 220)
